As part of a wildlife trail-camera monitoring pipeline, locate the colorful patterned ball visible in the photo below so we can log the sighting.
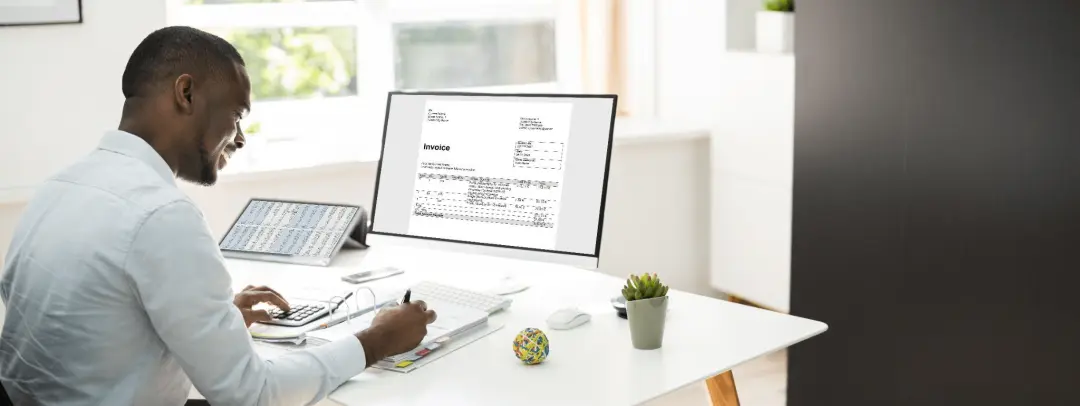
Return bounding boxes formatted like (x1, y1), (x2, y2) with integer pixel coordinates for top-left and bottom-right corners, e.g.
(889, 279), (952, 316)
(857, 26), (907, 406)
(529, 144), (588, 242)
(512, 327), (550, 365)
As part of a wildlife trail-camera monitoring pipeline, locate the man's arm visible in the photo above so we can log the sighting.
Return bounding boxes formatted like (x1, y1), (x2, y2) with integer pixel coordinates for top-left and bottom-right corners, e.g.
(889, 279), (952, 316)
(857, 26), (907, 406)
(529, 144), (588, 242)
(125, 200), (366, 406)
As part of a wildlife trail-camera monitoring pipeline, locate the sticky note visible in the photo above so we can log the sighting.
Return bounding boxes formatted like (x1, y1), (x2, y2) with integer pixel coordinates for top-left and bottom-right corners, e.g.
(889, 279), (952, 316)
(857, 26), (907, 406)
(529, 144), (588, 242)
(395, 360), (413, 368)
(416, 349), (431, 357)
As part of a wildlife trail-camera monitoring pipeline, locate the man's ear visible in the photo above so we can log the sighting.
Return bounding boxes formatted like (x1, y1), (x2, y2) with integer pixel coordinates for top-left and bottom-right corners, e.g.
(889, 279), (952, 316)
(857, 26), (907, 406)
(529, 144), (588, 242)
(173, 74), (194, 114)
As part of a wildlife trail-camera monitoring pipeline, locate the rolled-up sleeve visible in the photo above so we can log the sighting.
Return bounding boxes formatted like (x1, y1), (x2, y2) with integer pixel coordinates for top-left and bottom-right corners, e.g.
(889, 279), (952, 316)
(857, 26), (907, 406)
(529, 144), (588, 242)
(124, 200), (367, 406)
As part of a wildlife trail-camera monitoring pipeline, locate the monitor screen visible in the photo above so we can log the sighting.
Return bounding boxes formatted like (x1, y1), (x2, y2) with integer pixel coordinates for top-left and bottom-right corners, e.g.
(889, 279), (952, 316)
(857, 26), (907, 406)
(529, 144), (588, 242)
(369, 92), (616, 262)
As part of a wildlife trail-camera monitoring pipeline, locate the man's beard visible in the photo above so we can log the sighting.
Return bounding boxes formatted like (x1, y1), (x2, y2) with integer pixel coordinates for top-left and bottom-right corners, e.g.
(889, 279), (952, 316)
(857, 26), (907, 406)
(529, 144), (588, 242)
(195, 145), (217, 186)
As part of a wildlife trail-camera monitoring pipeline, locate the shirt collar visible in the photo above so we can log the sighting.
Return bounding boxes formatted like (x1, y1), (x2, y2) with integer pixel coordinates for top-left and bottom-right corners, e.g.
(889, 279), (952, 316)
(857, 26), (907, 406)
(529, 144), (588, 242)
(97, 130), (177, 187)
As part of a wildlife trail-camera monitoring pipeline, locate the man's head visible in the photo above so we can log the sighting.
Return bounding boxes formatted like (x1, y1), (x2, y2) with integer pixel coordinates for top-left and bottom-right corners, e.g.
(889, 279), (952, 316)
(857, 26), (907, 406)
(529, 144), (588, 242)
(120, 26), (251, 186)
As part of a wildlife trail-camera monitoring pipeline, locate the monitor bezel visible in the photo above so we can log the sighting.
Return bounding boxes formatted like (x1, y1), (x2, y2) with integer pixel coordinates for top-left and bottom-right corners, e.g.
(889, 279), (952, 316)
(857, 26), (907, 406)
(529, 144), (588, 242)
(367, 91), (618, 266)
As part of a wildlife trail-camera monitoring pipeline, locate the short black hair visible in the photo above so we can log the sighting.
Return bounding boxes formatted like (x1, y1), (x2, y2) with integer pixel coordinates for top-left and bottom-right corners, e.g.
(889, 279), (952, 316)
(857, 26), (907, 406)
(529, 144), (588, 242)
(121, 26), (245, 99)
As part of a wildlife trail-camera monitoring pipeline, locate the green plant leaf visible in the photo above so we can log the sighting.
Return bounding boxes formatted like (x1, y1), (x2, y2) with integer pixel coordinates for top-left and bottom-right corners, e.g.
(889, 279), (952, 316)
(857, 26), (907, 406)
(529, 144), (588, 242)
(763, 0), (793, 12)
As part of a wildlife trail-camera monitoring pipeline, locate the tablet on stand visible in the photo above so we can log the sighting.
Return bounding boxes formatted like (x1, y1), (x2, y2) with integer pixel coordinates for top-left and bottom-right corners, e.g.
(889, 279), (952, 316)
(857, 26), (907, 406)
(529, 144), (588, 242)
(218, 198), (365, 266)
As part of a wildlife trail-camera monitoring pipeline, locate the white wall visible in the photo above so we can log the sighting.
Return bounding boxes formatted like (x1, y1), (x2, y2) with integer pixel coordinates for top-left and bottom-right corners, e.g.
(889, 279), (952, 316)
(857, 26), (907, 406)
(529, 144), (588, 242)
(653, 0), (726, 122)
(725, 0), (760, 51)
(0, 210), (18, 266)
(0, 0), (165, 192)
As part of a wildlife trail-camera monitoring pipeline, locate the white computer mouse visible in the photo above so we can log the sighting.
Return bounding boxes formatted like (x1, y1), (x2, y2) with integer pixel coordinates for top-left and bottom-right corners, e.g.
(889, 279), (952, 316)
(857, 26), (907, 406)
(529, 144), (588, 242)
(546, 307), (591, 330)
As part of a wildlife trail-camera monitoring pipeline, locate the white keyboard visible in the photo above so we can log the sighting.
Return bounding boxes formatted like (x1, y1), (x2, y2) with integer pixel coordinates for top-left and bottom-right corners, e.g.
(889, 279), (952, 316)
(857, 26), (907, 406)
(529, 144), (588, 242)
(409, 281), (512, 314)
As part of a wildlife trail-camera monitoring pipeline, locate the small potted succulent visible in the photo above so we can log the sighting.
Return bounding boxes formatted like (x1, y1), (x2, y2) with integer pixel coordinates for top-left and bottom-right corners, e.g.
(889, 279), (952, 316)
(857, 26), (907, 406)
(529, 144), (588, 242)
(621, 273), (669, 350)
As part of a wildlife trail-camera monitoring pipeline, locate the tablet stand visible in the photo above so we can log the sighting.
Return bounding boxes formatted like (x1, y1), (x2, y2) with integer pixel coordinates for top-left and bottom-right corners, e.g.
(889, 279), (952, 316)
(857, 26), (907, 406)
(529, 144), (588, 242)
(341, 208), (369, 250)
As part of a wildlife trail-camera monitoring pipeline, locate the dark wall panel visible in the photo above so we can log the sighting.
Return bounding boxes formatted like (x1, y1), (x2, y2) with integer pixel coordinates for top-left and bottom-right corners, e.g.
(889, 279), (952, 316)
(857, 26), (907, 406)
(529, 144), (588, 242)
(790, 1), (1080, 405)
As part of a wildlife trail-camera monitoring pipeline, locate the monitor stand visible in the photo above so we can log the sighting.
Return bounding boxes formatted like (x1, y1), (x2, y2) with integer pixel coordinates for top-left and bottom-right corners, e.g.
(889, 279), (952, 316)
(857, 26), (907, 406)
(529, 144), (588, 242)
(488, 275), (530, 296)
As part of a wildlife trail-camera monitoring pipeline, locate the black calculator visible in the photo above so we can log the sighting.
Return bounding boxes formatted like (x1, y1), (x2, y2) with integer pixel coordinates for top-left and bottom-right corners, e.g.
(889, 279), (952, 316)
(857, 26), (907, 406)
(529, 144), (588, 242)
(264, 302), (330, 327)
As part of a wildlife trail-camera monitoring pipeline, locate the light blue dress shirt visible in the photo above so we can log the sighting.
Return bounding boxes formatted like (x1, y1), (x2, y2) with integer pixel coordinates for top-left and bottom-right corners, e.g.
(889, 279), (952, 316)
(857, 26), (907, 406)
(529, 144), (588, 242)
(0, 131), (367, 405)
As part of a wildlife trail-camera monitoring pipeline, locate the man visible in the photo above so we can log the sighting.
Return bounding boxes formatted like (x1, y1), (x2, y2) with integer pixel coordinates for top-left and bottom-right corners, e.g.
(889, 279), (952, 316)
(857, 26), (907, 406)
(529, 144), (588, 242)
(0, 26), (435, 405)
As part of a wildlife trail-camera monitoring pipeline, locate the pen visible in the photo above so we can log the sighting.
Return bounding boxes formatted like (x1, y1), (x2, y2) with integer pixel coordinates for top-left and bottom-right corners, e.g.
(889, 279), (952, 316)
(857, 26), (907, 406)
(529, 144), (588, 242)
(317, 316), (348, 330)
(402, 289), (411, 304)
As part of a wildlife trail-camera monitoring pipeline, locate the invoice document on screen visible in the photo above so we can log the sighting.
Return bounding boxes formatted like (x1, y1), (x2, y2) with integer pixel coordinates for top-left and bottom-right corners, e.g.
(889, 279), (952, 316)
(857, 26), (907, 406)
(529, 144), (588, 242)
(408, 100), (573, 250)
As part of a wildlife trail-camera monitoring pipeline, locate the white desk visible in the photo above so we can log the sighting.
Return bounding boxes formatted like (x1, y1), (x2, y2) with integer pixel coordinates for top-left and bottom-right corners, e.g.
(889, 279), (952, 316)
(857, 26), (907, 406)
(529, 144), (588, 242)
(226, 246), (826, 406)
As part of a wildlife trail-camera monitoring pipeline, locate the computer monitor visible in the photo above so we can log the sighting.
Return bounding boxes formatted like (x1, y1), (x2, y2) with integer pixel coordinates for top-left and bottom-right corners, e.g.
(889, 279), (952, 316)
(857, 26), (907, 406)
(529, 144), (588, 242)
(367, 91), (617, 268)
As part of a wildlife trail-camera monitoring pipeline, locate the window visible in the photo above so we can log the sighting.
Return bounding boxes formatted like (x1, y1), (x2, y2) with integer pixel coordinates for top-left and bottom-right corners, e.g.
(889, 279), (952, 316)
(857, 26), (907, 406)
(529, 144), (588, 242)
(393, 21), (558, 89)
(167, 0), (584, 171)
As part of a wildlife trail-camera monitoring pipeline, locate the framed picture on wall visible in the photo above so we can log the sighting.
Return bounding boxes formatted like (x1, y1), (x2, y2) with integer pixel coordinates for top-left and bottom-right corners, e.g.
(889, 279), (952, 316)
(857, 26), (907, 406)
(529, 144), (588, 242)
(0, 0), (82, 27)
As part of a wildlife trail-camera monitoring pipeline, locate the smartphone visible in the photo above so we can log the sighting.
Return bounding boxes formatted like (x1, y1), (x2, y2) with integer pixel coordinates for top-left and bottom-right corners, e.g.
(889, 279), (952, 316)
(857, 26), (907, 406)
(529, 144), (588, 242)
(341, 267), (404, 284)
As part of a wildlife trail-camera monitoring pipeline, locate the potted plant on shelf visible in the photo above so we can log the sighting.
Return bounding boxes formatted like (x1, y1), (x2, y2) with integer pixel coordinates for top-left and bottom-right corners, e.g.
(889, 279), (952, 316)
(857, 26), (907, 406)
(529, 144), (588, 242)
(622, 273), (669, 350)
(756, 0), (795, 53)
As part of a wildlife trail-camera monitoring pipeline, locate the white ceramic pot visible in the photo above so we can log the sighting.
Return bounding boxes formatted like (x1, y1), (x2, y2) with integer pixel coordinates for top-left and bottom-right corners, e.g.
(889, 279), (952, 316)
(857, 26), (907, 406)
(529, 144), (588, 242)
(756, 11), (795, 53)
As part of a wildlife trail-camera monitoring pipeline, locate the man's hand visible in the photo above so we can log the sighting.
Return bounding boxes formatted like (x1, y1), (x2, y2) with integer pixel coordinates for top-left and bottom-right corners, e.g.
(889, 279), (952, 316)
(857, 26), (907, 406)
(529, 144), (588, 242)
(356, 300), (437, 366)
(233, 285), (291, 327)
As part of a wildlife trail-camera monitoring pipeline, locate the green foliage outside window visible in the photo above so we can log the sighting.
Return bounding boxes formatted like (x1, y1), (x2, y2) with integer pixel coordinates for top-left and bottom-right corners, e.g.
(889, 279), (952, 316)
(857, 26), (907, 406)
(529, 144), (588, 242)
(185, 0), (357, 101)
(218, 27), (357, 101)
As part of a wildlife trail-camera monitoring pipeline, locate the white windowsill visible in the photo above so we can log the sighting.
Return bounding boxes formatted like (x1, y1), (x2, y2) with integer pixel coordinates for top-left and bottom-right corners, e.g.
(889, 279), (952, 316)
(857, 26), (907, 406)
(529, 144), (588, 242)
(0, 117), (709, 205)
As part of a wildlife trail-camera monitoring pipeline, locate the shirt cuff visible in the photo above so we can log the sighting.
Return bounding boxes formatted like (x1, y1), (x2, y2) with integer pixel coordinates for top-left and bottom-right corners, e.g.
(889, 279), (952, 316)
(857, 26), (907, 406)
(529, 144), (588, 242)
(308, 336), (368, 383)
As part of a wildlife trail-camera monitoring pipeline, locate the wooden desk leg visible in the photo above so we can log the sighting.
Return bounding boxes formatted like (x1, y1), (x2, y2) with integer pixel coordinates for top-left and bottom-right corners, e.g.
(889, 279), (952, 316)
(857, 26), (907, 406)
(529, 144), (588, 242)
(705, 370), (740, 406)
